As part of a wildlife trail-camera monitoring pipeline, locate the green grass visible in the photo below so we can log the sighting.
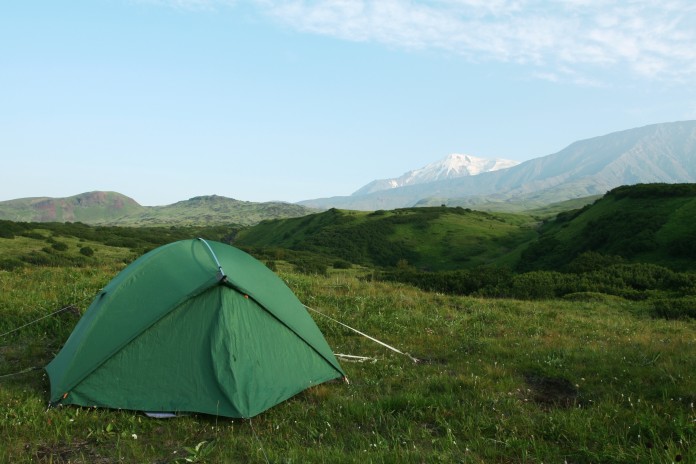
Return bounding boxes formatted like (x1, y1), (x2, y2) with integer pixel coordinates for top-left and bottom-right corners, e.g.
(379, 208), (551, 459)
(2, 265), (694, 463)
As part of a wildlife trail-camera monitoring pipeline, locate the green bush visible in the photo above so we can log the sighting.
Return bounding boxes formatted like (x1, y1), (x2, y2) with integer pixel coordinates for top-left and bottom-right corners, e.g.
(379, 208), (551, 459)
(379, 262), (696, 301)
(379, 267), (513, 297)
(0, 258), (24, 271)
(510, 271), (575, 300)
(652, 297), (696, 320)
(21, 231), (46, 240)
(51, 241), (69, 251)
(0, 220), (24, 238)
(79, 246), (95, 257)
(294, 259), (328, 276)
(332, 259), (352, 269)
(565, 251), (624, 273)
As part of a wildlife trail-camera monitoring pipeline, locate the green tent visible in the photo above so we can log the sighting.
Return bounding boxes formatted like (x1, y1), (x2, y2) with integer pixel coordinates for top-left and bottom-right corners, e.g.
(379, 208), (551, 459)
(46, 239), (345, 418)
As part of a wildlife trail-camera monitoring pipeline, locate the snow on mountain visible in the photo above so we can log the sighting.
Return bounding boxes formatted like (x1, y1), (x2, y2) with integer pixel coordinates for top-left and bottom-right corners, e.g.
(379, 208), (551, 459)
(352, 154), (519, 196)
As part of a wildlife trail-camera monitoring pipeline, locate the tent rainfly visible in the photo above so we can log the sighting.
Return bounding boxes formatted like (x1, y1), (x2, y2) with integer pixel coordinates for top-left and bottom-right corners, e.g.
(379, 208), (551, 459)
(46, 238), (345, 418)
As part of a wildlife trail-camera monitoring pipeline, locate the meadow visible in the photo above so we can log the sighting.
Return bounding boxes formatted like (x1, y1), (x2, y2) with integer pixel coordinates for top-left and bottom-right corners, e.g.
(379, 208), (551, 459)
(1, 261), (694, 463)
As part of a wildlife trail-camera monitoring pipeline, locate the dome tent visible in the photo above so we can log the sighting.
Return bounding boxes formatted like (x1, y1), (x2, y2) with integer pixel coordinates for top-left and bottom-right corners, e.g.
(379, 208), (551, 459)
(46, 239), (345, 418)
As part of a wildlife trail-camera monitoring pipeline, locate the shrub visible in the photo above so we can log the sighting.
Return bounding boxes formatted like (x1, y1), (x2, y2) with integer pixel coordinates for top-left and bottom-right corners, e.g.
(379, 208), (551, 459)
(51, 241), (69, 251)
(21, 231), (46, 240)
(565, 252), (624, 273)
(0, 220), (24, 238)
(79, 246), (95, 257)
(0, 258), (24, 271)
(510, 271), (575, 300)
(652, 297), (696, 320)
(294, 259), (328, 276)
(332, 259), (352, 269)
(379, 267), (513, 297)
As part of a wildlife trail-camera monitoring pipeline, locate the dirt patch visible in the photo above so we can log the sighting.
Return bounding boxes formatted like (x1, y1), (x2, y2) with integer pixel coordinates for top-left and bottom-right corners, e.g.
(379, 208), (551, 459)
(58, 305), (82, 319)
(523, 372), (578, 408)
(30, 440), (114, 464)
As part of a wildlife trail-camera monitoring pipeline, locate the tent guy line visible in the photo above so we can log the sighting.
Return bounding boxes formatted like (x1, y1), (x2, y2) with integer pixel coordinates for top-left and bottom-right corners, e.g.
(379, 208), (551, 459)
(303, 304), (420, 364)
(0, 366), (42, 380)
(0, 303), (86, 339)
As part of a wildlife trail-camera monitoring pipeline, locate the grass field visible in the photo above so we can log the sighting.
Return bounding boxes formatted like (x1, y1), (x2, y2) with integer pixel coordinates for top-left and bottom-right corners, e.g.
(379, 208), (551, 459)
(1, 264), (694, 463)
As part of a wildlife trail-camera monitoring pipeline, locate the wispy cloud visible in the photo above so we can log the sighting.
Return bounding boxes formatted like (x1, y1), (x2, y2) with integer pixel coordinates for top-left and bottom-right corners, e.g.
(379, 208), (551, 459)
(252, 0), (696, 83)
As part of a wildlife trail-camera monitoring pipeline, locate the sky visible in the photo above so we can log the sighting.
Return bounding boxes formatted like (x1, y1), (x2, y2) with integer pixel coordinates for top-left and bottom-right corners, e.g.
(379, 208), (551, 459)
(2, 0), (696, 206)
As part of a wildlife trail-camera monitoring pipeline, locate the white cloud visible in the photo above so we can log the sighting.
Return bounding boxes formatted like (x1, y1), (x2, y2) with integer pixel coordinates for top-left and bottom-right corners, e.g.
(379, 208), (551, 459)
(252, 0), (696, 83)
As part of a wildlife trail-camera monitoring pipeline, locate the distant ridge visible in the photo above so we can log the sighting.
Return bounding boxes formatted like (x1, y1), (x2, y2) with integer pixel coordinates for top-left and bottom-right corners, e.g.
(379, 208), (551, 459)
(0, 192), (315, 226)
(0, 191), (142, 223)
(300, 120), (696, 211)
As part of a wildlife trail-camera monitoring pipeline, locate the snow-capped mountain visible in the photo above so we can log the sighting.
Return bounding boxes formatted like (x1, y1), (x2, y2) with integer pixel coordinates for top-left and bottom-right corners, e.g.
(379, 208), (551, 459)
(352, 154), (519, 196)
(299, 120), (696, 211)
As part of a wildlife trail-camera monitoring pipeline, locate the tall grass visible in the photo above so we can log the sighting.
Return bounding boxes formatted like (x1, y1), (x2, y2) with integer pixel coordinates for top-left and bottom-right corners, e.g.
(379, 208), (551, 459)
(1, 266), (694, 463)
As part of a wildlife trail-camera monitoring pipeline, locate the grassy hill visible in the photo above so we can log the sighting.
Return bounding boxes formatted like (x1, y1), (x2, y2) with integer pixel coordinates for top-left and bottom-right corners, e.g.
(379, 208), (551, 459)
(235, 207), (538, 271)
(0, 192), (142, 223)
(109, 195), (315, 227)
(519, 183), (696, 272)
(0, 192), (316, 227)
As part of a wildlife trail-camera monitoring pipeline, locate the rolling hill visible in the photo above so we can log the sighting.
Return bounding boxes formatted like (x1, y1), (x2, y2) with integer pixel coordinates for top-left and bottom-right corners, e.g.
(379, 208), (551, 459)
(236, 183), (696, 274)
(235, 206), (538, 271)
(0, 191), (142, 223)
(518, 183), (696, 272)
(0, 192), (316, 227)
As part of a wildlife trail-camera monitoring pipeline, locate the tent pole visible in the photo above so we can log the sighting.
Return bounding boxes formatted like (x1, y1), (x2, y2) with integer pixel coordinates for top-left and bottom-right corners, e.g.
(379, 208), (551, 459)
(197, 238), (227, 281)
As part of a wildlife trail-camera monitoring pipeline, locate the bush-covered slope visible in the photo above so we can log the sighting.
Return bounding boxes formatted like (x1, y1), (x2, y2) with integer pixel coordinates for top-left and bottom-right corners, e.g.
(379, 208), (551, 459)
(235, 207), (538, 270)
(519, 183), (696, 272)
(0, 220), (236, 270)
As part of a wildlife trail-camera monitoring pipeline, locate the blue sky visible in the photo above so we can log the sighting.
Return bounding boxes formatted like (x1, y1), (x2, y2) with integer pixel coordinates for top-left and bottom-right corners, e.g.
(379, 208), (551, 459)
(2, 0), (695, 205)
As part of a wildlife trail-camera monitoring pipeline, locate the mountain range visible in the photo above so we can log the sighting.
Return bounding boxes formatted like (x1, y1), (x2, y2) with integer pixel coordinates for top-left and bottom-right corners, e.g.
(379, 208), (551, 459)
(300, 120), (696, 211)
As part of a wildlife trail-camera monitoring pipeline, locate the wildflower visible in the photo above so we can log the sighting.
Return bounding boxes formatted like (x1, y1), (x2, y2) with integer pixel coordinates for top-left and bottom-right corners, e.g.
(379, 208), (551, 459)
(132, 433), (138, 439)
